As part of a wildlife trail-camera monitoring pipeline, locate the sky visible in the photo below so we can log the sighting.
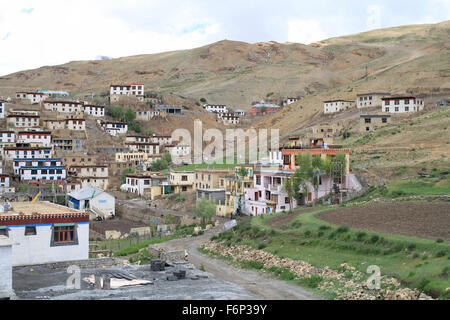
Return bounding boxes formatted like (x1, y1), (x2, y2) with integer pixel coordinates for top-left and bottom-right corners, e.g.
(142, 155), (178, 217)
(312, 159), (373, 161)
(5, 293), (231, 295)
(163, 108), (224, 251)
(0, 0), (449, 76)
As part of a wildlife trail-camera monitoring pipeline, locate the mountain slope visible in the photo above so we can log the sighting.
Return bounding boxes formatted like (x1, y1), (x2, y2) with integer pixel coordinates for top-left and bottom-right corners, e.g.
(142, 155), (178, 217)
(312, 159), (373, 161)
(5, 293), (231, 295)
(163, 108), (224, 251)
(1, 21), (448, 109)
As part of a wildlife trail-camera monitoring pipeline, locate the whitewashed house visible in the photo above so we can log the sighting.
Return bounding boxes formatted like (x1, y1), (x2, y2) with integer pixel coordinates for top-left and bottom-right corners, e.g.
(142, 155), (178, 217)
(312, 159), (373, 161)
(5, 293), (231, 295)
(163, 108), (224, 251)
(0, 236), (14, 299)
(13, 158), (63, 175)
(98, 120), (128, 136)
(83, 105), (105, 117)
(0, 201), (89, 266)
(68, 186), (115, 219)
(43, 100), (84, 113)
(3, 146), (52, 160)
(110, 84), (144, 102)
(16, 131), (52, 147)
(382, 96), (424, 113)
(15, 92), (48, 104)
(203, 104), (228, 114)
(7, 113), (40, 128)
(151, 135), (172, 145)
(0, 131), (15, 143)
(323, 100), (354, 114)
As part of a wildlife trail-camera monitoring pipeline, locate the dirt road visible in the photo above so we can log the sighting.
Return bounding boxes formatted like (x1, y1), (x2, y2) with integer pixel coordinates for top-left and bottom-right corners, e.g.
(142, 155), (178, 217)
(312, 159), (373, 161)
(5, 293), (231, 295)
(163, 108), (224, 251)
(158, 227), (322, 300)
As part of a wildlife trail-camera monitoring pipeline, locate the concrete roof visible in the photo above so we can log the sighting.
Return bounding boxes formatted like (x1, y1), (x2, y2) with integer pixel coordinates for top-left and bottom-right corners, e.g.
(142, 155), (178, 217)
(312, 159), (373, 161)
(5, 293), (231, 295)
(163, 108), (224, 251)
(68, 186), (108, 200)
(1, 201), (81, 216)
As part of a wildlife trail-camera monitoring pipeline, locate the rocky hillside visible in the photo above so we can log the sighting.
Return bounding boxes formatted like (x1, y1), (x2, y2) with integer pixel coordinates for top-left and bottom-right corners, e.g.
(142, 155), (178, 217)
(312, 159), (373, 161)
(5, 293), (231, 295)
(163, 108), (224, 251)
(1, 21), (448, 110)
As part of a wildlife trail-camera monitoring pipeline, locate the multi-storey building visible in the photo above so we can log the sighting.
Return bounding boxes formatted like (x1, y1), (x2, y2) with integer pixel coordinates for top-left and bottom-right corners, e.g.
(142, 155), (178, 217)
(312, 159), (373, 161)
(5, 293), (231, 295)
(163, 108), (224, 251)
(125, 142), (160, 155)
(109, 84), (144, 102)
(194, 169), (233, 190)
(0, 100), (4, 118)
(3, 146), (52, 160)
(83, 105), (105, 117)
(203, 104), (228, 113)
(251, 102), (280, 116)
(98, 120), (128, 136)
(381, 96), (424, 113)
(135, 110), (160, 120)
(151, 135), (172, 146)
(43, 100), (84, 113)
(15, 92), (48, 104)
(356, 92), (390, 108)
(7, 113), (40, 128)
(323, 100), (354, 114)
(217, 113), (240, 125)
(16, 131), (52, 147)
(69, 165), (109, 190)
(168, 171), (195, 193)
(360, 114), (392, 132)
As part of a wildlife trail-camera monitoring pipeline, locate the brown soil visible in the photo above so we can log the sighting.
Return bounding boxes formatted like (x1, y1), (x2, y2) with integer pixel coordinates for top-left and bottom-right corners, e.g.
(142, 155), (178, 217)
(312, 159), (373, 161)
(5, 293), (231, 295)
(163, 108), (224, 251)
(90, 218), (147, 235)
(317, 202), (450, 240)
(265, 208), (317, 230)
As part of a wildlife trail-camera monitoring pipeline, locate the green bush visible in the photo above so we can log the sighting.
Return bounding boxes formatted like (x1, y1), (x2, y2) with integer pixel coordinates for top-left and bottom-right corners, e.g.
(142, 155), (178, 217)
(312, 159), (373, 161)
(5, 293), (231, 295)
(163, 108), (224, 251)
(337, 226), (349, 233)
(356, 232), (367, 241)
(297, 275), (323, 288)
(435, 250), (446, 258)
(258, 243), (267, 250)
(241, 260), (264, 269)
(370, 235), (380, 244)
(436, 238), (444, 243)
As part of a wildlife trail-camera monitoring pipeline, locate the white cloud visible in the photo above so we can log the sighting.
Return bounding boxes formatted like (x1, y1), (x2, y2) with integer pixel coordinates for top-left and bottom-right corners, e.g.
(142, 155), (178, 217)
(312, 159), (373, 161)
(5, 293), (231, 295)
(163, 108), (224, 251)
(287, 19), (328, 44)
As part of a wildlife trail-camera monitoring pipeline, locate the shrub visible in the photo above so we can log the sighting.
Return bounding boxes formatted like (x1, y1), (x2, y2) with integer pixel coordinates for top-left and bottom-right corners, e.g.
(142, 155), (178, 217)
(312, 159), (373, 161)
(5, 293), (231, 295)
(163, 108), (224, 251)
(407, 243), (417, 251)
(319, 225), (331, 231)
(280, 269), (296, 281)
(435, 250), (446, 258)
(415, 278), (431, 293)
(258, 243), (267, 250)
(304, 230), (312, 237)
(241, 260), (264, 270)
(436, 238), (444, 243)
(422, 254), (428, 260)
(412, 253), (420, 258)
(370, 235), (380, 244)
(356, 232), (367, 241)
(297, 275), (323, 288)
(337, 226), (349, 233)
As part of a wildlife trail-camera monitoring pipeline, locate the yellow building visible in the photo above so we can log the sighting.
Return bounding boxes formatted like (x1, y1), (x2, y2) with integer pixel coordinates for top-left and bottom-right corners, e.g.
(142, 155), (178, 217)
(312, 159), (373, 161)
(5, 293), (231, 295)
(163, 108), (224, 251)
(169, 171), (195, 193)
(216, 166), (254, 217)
(194, 168), (233, 190)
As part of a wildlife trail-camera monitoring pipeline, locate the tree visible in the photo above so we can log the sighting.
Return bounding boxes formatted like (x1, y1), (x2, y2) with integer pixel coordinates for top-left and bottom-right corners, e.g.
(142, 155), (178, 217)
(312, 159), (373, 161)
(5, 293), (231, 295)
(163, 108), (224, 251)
(120, 167), (134, 183)
(111, 106), (124, 120)
(260, 106), (267, 114)
(129, 122), (141, 133)
(150, 159), (168, 171)
(236, 166), (247, 178)
(200, 98), (207, 103)
(145, 128), (154, 136)
(162, 152), (172, 164)
(124, 108), (136, 123)
(192, 198), (216, 227)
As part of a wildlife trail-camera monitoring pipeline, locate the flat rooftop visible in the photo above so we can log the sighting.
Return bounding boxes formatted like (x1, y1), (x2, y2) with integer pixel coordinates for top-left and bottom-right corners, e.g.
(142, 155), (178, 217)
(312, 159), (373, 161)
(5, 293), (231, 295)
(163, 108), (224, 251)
(1, 201), (82, 216)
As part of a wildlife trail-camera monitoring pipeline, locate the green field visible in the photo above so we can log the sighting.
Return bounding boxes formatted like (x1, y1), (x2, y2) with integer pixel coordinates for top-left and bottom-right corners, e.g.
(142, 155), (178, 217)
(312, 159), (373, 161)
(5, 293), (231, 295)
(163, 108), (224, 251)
(212, 203), (450, 299)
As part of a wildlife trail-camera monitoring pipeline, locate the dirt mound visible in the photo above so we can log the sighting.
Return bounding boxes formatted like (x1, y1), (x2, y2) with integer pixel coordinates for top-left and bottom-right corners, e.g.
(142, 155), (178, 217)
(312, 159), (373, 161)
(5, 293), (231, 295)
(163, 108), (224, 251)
(317, 202), (450, 240)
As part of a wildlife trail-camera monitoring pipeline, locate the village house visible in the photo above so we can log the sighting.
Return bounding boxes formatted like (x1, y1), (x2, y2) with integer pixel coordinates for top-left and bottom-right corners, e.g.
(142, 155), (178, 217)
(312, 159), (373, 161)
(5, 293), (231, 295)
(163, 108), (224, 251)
(61, 154), (98, 168)
(0, 131), (16, 151)
(216, 166), (254, 217)
(244, 167), (294, 215)
(168, 171), (195, 193)
(360, 114), (392, 132)
(17, 160), (67, 182)
(381, 96), (424, 113)
(356, 92), (390, 108)
(42, 119), (66, 130)
(3, 146), (52, 160)
(52, 131), (85, 152)
(0, 172), (10, 189)
(43, 100), (84, 113)
(135, 110), (160, 120)
(13, 158), (63, 174)
(125, 135), (151, 144)
(68, 165), (109, 190)
(203, 104), (229, 113)
(166, 143), (191, 165)
(144, 93), (162, 105)
(15, 92), (48, 104)
(217, 113), (240, 125)
(196, 188), (225, 205)
(16, 131), (52, 147)
(65, 118), (86, 131)
(194, 168), (233, 190)
(234, 109), (245, 116)
(115, 152), (148, 165)
(0, 201), (89, 266)
(323, 100), (354, 114)
(68, 185), (115, 219)
(282, 97), (302, 107)
(311, 122), (344, 138)
(155, 104), (182, 115)
(7, 113), (40, 128)
(121, 173), (166, 197)
(83, 104), (105, 117)
(282, 148), (351, 173)
(151, 135), (172, 146)
(0, 100), (4, 119)
(251, 102), (281, 116)
(98, 120), (128, 136)
(126, 141), (160, 155)
(110, 84), (144, 102)
(436, 99), (449, 107)
(0, 236), (14, 299)
(269, 149), (283, 165)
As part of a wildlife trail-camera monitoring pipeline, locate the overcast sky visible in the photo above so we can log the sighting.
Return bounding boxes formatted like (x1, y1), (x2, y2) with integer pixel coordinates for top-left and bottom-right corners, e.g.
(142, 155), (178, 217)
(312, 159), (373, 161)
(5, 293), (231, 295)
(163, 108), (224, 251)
(0, 0), (449, 76)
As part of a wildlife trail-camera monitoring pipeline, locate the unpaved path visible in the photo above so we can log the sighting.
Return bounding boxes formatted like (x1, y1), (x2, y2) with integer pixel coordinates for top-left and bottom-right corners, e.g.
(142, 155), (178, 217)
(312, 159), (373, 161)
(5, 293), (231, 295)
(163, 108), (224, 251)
(158, 227), (322, 300)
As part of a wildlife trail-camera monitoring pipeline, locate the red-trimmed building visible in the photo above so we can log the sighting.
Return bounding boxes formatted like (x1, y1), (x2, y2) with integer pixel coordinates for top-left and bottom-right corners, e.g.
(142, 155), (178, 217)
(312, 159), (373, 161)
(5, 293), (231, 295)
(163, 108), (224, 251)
(0, 201), (89, 266)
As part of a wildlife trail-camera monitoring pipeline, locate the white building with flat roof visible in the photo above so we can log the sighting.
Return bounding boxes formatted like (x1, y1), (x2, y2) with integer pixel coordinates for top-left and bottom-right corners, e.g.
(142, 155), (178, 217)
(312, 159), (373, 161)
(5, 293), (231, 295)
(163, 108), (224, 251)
(323, 100), (354, 114)
(0, 201), (89, 266)
(0, 100), (5, 119)
(68, 186), (115, 219)
(381, 96), (424, 113)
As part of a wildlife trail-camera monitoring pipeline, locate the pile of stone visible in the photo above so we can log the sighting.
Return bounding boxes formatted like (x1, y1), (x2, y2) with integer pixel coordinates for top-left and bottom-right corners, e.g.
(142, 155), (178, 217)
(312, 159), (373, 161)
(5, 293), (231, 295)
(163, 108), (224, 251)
(150, 259), (165, 271)
(202, 241), (434, 300)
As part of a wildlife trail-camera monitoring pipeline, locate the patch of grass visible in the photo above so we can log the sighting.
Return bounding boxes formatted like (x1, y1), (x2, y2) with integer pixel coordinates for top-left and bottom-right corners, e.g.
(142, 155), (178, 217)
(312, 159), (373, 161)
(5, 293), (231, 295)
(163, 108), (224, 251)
(241, 260), (264, 270)
(296, 275), (324, 288)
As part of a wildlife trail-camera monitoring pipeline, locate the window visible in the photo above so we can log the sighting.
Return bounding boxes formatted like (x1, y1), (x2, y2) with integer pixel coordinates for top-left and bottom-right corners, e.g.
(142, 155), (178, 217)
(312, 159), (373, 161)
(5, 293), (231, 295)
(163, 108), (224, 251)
(0, 227), (8, 237)
(366, 127), (370, 131)
(385, 100), (390, 105)
(395, 107), (399, 112)
(405, 107), (409, 112)
(53, 226), (75, 244)
(382, 118), (387, 123)
(256, 175), (261, 185)
(365, 118), (371, 123)
(385, 107), (390, 112)
(394, 100), (399, 105)
(181, 175), (188, 181)
(25, 226), (37, 236)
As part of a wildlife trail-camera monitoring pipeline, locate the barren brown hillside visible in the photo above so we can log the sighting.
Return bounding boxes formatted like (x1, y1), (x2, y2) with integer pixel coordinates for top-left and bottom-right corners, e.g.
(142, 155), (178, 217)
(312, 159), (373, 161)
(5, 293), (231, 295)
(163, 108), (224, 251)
(1, 21), (448, 111)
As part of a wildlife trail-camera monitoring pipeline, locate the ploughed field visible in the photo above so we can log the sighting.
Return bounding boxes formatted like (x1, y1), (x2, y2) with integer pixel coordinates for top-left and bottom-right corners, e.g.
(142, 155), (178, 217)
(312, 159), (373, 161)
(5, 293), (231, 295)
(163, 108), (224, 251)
(316, 202), (450, 241)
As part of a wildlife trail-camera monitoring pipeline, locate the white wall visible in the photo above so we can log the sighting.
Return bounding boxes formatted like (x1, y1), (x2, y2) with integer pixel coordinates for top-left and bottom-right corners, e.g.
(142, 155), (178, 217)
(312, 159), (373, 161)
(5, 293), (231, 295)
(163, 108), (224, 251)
(9, 223), (89, 266)
(0, 239), (13, 297)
